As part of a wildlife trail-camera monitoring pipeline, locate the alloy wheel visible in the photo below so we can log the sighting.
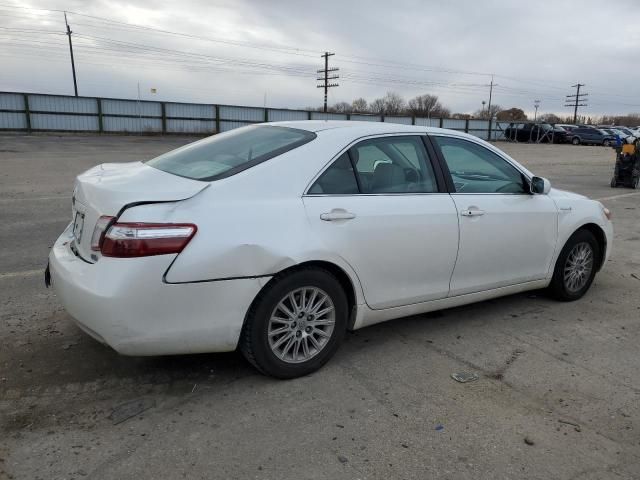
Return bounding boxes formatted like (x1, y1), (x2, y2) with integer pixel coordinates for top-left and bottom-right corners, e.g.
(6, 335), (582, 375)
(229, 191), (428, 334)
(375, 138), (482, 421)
(267, 287), (335, 364)
(563, 242), (594, 293)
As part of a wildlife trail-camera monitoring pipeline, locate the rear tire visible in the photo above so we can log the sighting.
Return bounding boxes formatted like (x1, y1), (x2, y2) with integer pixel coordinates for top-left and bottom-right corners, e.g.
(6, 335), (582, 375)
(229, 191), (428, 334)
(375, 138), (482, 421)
(548, 230), (599, 301)
(239, 267), (348, 379)
(603, 139), (611, 147)
(572, 137), (580, 145)
(610, 176), (617, 188)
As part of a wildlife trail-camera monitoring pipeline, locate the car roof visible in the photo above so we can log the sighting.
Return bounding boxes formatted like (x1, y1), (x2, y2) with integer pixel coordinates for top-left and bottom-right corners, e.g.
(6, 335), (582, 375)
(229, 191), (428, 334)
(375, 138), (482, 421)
(265, 120), (437, 134)
(263, 120), (494, 144)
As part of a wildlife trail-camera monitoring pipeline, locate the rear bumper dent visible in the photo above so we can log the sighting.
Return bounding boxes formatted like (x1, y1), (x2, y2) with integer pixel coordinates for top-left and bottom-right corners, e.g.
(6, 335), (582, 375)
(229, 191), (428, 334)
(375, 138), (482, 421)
(48, 231), (266, 355)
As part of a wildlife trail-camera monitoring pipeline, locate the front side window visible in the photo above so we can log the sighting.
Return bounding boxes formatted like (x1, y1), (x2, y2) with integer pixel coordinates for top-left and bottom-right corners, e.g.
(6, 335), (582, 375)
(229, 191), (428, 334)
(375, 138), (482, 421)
(434, 136), (527, 194)
(146, 125), (316, 181)
(309, 136), (438, 195)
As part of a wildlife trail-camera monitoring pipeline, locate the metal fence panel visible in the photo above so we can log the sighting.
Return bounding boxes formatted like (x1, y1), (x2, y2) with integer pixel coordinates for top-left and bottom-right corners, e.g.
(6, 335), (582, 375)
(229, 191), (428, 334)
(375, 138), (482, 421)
(414, 117), (441, 127)
(219, 105), (264, 122)
(28, 95), (97, 114)
(267, 109), (308, 121)
(220, 121), (254, 132)
(442, 119), (467, 130)
(103, 116), (162, 133)
(166, 119), (215, 134)
(31, 113), (98, 131)
(310, 112), (348, 120)
(468, 130), (489, 140)
(0, 112), (27, 129)
(384, 116), (412, 125)
(165, 102), (215, 119)
(350, 114), (381, 122)
(0, 92), (25, 110)
(492, 122), (511, 140)
(102, 99), (161, 116)
(468, 119), (489, 130)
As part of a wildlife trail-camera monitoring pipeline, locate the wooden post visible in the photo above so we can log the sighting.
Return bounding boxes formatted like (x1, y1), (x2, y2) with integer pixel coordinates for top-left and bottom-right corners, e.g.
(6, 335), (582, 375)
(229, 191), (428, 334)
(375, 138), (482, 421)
(161, 102), (167, 134)
(97, 98), (103, 133)
(23, 93), (31, 133)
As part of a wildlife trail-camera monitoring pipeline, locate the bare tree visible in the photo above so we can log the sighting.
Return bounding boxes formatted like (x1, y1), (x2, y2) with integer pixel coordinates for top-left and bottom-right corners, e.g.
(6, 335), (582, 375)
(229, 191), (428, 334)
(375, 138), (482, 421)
(496, 107), (527, 121)
(539, 113), (562, 123)
(382, 92), (406, 116)
(369, 97), (386, 115)
(330, 102), (352, 114)
(474, 104), (502, 120)
(351, 98), (368, 113)
(407, 94), (450, 118)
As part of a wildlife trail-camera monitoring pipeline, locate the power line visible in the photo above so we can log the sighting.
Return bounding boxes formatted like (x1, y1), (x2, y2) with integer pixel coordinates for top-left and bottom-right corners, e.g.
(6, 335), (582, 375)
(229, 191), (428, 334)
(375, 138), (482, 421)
(3, 3), (640, 112)
(0, 3), (322, 57)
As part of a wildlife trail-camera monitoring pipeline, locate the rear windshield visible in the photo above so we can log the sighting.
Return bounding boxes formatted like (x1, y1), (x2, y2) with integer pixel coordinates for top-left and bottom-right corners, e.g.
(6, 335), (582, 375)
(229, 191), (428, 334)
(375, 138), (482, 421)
(145, 125), (316, 181)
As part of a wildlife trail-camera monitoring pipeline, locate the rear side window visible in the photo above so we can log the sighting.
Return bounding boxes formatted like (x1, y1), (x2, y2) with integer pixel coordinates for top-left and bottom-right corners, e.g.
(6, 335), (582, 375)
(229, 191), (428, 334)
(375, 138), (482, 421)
(308, 153), (359, 194)
(146, 125), (316, 181)
(309, 136), (438, 195)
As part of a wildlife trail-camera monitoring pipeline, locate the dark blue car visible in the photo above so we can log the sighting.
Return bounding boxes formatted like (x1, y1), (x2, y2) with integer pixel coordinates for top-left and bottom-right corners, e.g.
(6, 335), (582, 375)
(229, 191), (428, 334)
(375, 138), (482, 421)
(570, 127), (615, 146)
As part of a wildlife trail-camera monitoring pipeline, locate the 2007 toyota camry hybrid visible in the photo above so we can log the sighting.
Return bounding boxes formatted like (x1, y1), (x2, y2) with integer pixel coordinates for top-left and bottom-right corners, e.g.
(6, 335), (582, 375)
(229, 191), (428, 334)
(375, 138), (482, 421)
(47, 121), (613, 378)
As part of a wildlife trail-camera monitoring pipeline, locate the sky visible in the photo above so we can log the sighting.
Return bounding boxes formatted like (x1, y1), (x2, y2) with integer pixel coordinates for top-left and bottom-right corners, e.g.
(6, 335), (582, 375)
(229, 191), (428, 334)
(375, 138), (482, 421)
(1, 0), (640, 117)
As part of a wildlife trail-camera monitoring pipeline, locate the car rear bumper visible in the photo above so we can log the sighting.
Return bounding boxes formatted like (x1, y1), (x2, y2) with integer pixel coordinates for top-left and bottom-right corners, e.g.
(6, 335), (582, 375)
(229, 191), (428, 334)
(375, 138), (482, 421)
(48, 226), (267, 355)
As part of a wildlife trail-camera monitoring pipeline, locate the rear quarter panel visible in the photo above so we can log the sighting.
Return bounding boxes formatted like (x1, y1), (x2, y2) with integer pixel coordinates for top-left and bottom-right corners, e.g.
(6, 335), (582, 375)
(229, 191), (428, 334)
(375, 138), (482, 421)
(117, 132), (367, 302)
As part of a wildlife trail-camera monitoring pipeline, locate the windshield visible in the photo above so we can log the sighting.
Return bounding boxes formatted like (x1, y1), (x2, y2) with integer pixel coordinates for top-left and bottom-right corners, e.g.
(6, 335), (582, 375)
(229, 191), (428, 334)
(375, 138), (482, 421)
(146, 125), (316, 181)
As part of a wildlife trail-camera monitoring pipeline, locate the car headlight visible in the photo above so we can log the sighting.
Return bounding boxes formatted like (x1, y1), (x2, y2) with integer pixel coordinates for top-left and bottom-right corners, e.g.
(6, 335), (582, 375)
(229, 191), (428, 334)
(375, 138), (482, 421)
(599, 203), (612, 220)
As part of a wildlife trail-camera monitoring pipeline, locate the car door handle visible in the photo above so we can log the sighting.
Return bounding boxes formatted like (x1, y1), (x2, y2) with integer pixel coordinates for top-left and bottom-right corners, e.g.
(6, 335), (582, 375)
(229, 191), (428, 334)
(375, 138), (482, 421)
(320, 210), (356, 221)
(460, 208), (485, 217)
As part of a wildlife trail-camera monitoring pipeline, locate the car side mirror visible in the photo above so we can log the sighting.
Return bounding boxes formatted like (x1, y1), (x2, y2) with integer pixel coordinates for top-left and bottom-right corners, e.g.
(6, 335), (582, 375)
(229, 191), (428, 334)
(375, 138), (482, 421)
(531, 176), (551, 195)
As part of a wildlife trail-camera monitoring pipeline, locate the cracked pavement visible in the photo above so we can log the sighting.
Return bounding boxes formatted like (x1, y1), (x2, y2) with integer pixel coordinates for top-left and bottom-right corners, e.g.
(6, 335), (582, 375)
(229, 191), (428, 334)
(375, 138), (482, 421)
(1, 136), (639, 479)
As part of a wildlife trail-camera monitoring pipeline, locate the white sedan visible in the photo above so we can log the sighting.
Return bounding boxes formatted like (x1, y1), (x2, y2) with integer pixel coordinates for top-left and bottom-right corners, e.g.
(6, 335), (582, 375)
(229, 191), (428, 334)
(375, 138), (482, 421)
(48, 121), (613, 378)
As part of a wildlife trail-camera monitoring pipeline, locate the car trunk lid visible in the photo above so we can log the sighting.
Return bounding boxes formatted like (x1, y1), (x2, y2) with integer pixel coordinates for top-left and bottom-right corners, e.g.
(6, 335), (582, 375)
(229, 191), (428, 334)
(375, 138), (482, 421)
(71, 162), (208, 262)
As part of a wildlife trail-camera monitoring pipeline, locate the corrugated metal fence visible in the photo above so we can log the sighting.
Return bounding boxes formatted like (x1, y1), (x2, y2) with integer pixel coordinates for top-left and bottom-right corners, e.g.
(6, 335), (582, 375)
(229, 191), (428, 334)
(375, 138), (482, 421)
(0, 91), (510, 140)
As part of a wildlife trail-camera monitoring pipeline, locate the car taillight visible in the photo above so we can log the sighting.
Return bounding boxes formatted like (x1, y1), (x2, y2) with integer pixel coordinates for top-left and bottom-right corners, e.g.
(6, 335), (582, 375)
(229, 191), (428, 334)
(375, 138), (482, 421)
(101, 223), (197, 258)
(91, 215), (115, 251)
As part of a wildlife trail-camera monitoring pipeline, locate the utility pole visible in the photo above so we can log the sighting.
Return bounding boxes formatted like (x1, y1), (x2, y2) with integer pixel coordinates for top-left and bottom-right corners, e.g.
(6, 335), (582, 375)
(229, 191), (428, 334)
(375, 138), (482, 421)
(486, 75), (497, 119)
(317, 52), (338, 113)
(485, 75), (497, 140)
(64, 12), (78, 96)
(534, 99), (540, 121)
(565, 83), (588, 124)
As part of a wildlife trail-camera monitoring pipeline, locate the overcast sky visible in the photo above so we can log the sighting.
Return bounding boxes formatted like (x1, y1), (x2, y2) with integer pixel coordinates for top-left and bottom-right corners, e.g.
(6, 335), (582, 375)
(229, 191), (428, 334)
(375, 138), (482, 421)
(2, 0), (639, 117)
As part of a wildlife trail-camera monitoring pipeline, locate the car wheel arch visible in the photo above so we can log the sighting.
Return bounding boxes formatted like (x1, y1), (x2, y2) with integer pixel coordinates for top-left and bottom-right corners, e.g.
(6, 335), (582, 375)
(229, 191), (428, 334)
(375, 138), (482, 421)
(242, 260), (361, 333)
(569, 223), (607, 271)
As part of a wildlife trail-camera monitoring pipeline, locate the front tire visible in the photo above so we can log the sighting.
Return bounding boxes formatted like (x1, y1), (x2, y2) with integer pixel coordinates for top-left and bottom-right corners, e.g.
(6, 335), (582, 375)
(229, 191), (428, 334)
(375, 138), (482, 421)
(239, 268), (348, 379)
(572, 137), (580, 145)
(548, 230), (599, 301)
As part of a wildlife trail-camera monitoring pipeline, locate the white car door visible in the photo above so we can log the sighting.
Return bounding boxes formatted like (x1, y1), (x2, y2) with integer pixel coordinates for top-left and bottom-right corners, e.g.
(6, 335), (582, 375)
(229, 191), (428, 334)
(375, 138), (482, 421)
(431, 135), (558, 297)
(303, 135), (459, 310)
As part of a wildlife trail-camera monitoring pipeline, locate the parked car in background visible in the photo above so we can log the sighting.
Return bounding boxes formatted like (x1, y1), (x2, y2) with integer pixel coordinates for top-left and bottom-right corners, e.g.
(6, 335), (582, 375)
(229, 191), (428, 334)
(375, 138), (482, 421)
(47, 121), (613, 378)
(600, 128), (626, 140)
(504, 122), (567, 143)
(570, 127), (615, 146)
(613, 127), (637, 140)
